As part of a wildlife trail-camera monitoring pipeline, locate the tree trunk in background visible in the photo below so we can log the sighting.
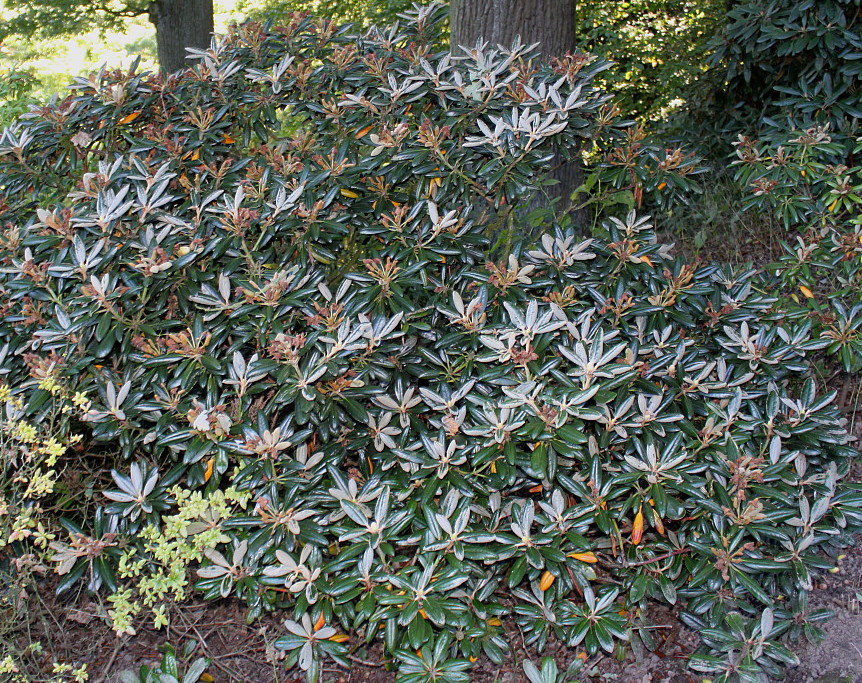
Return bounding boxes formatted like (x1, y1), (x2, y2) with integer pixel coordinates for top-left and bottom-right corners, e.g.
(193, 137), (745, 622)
(450, 0), (585, 223)
(450, 0), (576, 58)
(150, 0), (214, 73)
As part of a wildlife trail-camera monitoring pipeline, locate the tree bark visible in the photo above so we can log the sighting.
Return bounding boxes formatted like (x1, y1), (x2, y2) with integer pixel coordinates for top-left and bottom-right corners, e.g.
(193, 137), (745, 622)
(449, 0), (585, 221)
(149, 0), (214, 73)
(450, 0), (576, 58)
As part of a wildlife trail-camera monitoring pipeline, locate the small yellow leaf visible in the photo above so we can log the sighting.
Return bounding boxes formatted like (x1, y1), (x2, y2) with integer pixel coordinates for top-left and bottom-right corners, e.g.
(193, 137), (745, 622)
(652, 508), (665, 535)
(329, 633), (350, 642)
(486, 617), (502, 626)
(799, 285), (814, 299)
(222, 134), (235, 144)
(828, 200), (838, 212)
(657, 182), (667, 190)
(567, 552), (598, 564)
(355, 125), (374, 138)
(539, 570), (555, 591)
(118, 111), (141, 124)
(428, 177), (442, 197)
(314, 614), (326, 631)
(204, 457), (214, 483)
(632, 509), (644, 545)
(200, 674), (215, 683)
(340, 188), (359, 198)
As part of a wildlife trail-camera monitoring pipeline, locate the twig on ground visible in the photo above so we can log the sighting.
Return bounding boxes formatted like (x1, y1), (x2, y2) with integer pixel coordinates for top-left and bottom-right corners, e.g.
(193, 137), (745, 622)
(174, 608), (249, 681)
(347, 652), (385, 668)
(213, 647), (266, 660)
(93, 638), (126, 683)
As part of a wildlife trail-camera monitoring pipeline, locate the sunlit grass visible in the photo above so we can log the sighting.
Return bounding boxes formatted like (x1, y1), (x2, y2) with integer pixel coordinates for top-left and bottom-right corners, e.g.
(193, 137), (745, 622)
(0, 1), (246, 103)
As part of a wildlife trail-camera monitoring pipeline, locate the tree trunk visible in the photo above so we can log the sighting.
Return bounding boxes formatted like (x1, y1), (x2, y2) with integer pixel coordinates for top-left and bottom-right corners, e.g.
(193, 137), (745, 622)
(149, 0), (214, 73)
(450, 0), (576, 57)
(450, 0), (585, 222)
